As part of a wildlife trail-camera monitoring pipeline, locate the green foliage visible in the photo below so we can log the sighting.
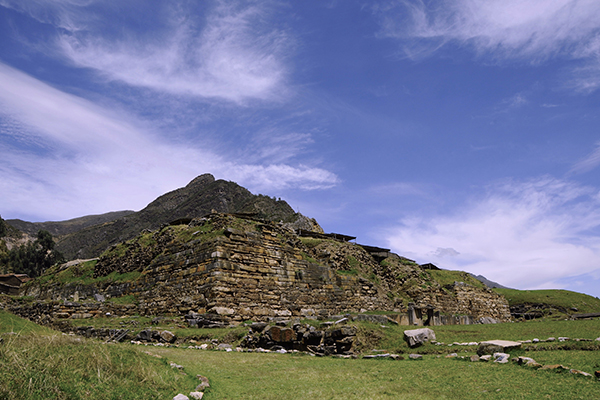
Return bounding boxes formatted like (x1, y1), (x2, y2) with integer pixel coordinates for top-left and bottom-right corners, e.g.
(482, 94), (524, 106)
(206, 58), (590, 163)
(0, 215), (6, 238)
(494, 288), (600, 314)
(347, 255), (360, 268)
(106, 294), (139, 305)
(301, 252), (318, 263)
(427, 269), (485, 288)
(0, 230), (64, 278)
(299, 237), (325, 248)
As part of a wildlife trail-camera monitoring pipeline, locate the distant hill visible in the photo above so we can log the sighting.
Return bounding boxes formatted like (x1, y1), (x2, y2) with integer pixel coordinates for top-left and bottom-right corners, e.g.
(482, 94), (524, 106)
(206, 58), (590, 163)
(494, 288), (600, 320)
(6, 211), (135, 237)
(52, 174), (316, 260)
(469, 273), (511, 289)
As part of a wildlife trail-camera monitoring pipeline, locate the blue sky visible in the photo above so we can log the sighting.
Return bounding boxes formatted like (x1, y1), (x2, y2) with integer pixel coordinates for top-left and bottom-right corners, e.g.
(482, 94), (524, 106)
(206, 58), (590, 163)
(1, 0), (600, 298)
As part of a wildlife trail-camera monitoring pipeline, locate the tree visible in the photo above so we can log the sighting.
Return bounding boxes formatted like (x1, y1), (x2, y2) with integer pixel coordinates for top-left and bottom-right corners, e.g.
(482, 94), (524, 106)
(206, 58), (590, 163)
(1, 229), (64, 278)
(0, 215), (6, 237)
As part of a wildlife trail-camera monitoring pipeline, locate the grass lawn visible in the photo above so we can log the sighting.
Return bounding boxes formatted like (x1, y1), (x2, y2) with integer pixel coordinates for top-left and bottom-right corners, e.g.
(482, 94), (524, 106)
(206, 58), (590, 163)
(149, 347), (600, 400)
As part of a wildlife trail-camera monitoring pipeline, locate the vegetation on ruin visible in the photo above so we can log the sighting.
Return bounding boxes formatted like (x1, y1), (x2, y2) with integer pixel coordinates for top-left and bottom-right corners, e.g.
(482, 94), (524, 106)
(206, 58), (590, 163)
(426, 269), (486, 289)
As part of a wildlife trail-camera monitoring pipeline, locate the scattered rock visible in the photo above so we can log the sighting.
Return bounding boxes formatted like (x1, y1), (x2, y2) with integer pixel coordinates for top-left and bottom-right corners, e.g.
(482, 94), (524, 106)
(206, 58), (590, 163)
(189, 392), (204, 400)
(363, 354), (391, 359)
(539, 364), (569, 371)
(404, 328), (436, 348)
(515, 356), (541, 368)
(93, 293), (105, 302)
(470, 355), (480, 362)
(558, 337), (569, 342)
(160, 330), (176, 343)
(570, 369), (592, 377)
(196, 375), (210, 391)
(445, 353), (458, 358)
(479, 355), (492, 362)
(250, 322), (268, 332)
(170, 362), (184, 370)
(408, 354), (423, 360)
(493, 352), (510, 364)
(173, 394), (189, 400)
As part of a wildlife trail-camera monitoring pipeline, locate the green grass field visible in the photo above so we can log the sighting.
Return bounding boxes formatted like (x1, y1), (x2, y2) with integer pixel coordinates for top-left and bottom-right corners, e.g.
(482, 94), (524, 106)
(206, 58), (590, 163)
(1, 310), (600, 399)
(149, 347), (600, 400)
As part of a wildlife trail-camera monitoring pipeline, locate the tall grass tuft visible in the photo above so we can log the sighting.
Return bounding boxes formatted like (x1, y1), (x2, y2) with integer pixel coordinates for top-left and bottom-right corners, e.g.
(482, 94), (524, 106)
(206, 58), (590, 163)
(0, 332), (196, 399)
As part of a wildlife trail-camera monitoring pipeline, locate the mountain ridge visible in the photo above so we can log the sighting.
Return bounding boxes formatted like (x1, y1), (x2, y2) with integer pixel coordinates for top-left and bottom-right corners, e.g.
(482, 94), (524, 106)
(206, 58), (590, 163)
(45, 174), (318, 260)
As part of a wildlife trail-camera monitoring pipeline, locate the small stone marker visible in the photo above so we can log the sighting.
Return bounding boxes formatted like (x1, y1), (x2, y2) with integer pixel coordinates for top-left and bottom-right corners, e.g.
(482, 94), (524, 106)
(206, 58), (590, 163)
(403, 328), (436, 348)
(477, 340), (521, 356)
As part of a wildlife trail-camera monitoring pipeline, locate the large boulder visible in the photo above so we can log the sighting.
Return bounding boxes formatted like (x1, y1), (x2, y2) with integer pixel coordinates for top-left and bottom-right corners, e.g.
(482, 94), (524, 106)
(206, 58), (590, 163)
(477, 340), (521, 356)
(404, 328), (436, 348)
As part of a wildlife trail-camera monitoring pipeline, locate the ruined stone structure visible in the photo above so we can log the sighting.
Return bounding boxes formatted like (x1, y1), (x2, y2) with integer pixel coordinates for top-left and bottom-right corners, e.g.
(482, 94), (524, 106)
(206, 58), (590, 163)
(17, 213), (511, 325)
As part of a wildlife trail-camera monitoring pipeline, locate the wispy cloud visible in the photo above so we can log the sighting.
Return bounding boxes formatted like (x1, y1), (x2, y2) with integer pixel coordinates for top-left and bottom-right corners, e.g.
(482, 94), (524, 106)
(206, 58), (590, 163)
(384, 176), (600, 290)
(3, 0), (292, 103)
(0, 63), (337, 220)
(571, 141), (600, 174)
(376, 0), (600, 91)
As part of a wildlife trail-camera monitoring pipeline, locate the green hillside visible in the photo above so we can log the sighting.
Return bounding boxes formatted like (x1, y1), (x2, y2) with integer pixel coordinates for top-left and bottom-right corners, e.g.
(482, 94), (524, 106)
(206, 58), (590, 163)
(494, 288), (600, 319)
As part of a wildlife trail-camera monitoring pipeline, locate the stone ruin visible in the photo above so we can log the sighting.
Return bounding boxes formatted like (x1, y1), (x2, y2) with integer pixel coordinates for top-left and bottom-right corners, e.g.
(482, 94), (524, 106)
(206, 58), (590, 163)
(14, 212), (510, 327)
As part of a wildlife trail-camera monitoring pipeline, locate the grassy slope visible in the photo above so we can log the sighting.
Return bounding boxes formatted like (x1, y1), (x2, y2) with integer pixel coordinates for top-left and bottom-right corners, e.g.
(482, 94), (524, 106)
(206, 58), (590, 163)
(0, 311), (197, 400)
(494, 288), (600, 314)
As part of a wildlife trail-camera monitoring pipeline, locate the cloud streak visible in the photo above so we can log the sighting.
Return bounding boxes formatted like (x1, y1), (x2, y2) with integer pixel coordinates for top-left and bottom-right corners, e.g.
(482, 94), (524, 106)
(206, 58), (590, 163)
(377, 0), (600, 91)
(384, 177), (600, 291)
(0, 63), (337, 220)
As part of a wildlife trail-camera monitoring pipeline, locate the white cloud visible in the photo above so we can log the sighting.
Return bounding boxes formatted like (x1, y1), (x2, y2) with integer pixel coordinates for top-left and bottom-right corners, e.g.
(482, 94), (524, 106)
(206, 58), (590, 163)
(377, 0), (600, 90)
(0, 63), (337, 220)
(384, 177), (600, 291)
(56, 1), (290, 103)
(2, 0), (291, 103)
